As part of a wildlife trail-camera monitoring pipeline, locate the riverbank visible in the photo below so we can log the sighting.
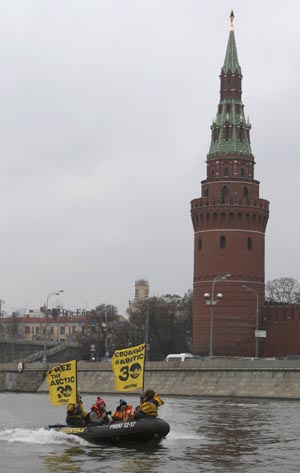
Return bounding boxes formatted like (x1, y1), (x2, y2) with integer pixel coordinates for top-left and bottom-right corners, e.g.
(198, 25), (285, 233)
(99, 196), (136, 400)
(2, 358), (300, 398)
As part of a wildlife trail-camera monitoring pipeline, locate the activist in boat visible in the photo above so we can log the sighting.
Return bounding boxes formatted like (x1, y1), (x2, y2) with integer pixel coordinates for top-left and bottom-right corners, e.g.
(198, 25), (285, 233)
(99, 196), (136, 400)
(46, 344), (170, 444)
(64, 390), (163, 427)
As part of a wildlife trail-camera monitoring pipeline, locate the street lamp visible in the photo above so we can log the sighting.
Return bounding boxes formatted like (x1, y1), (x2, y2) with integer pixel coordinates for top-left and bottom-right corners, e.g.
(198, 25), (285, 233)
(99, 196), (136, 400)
(242, 285), (259, 358)
(42, 289), (64, 364)
(204, 274), (231, 356)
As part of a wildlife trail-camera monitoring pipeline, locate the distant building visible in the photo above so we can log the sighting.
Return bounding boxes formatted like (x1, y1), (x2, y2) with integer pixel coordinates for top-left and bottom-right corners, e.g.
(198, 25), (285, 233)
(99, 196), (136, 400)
(134, 279), (149, 302)
(0, 314), (85, 342)
(127, 279), (150, 314)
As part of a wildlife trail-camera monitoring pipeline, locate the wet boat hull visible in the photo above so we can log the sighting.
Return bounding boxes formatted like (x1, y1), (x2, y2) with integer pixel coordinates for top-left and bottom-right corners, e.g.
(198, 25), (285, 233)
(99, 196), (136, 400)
(49, 417), (170, 445)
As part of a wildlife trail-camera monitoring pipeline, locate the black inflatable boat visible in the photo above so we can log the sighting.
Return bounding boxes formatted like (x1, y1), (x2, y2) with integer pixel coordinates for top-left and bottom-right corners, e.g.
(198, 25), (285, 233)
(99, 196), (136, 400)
(49, 417), (170, 445)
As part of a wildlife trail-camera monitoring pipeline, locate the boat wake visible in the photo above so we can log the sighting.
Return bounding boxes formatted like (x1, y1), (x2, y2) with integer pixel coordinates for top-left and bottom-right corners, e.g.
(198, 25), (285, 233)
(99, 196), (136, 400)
(166, 429), (203, 442)
(0, 428), (89, 446)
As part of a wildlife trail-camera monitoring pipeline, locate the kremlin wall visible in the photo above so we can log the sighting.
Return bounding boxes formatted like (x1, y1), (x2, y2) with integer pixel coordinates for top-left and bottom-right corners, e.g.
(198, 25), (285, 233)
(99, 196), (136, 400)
(2, 359), (300, 399)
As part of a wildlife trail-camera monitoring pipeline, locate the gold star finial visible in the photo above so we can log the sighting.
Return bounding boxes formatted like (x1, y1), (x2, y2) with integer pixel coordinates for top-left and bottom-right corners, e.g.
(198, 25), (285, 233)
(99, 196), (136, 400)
(230, 10), (234, 31)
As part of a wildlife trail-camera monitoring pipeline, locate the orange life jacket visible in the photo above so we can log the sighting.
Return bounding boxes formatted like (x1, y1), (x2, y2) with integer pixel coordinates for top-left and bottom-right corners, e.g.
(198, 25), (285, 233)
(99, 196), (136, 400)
(113, 405), (134, 420)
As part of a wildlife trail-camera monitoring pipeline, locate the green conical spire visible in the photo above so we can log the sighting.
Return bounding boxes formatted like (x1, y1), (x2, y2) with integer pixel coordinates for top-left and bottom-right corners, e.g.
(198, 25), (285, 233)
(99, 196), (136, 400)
(222, 11), (241, 75)
(208, 12), (252, 158)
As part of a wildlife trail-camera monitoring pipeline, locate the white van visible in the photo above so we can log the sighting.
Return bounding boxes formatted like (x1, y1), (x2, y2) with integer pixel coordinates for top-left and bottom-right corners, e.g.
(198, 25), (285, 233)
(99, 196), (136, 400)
(165, 353), (194, 362)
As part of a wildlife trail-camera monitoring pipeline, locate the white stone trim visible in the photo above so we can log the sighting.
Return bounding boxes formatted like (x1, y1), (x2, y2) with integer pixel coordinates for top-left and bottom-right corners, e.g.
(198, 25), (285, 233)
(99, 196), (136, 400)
(195, 229), (265, 235)
(202, 180), (259, 187)
(194, 279), (265, 286)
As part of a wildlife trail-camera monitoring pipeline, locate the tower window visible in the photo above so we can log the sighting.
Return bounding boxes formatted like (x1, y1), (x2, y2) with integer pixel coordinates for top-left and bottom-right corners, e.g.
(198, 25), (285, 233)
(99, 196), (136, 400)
(211, 169), (215, 177)
(224, 167), (229, 177)
(224, 126), (230, 141)
(238, 127), (243, 141)
(213, 128), (220, 141)
(198, 238), (202, 251)
(222, 185), (228, 203)
(220, 236), (226, 249)
(247, 237), (252, 250)
(241, 168), (245, 177)
(243, 187), (248, 198)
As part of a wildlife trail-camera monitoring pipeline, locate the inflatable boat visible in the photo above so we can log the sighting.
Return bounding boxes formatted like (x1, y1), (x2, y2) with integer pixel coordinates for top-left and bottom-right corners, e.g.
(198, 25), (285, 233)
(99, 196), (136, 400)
(48, 417), (170, 445)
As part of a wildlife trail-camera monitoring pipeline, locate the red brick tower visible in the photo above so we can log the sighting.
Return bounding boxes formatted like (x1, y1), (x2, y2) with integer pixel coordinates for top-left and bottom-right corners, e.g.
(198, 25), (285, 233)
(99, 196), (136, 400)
(191, 12), (269, 356)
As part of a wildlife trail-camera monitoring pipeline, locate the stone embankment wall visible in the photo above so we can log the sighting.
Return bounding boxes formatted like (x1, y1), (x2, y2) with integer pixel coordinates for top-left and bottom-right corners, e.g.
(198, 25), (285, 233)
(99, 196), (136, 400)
(0, 339), (82, 363)
(2, 358), (300, 398)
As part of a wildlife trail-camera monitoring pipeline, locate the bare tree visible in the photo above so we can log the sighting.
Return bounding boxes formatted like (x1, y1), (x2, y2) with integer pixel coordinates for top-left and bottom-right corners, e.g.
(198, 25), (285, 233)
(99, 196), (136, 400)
(127, 291), (193, 360)
(265, 278), (300, 304)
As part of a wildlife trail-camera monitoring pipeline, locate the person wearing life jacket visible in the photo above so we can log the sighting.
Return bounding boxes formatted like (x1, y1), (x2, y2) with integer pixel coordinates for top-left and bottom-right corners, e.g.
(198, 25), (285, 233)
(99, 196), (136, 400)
(88, 396), (113, 425)
(66, 393), (88, 426)
(134, 389), (164, 419)
(112, 399), (134, 421)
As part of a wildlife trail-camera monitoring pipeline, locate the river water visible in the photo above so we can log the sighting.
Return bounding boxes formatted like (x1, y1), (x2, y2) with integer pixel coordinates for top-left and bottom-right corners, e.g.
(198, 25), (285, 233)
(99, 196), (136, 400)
(1, 392), (300, 472)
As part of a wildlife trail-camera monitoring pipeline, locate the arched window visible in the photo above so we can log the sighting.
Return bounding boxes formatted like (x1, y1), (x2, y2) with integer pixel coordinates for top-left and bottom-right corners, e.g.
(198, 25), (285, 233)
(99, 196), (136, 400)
(222, 185), (228, 203)
(224, 126), (230, 141)
(224, 167), (229, 177)
(238, 127), (243, 141)
(247, 237), (252, 250)
(243, 187), (248, 198)
(213, 213), (218, 227)
(220, 236), (226, 249)
(240, 168), (245, 177)
(212, 128), (219, 142)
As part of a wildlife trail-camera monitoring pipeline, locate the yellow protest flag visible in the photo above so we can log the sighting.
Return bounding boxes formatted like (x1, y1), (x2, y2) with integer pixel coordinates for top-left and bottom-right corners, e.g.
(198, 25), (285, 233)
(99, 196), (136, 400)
(111, 343), (146, 392)
(46, 360), (77, 406)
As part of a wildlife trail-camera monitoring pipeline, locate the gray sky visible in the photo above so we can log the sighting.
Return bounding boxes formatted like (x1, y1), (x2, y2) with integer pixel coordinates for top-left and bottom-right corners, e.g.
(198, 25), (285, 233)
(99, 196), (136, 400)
(0, 1), (299, 315)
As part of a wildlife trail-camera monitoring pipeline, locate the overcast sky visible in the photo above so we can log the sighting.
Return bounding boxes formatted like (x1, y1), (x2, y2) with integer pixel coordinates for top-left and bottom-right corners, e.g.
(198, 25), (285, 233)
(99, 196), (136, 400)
(0, 1), (299, 315)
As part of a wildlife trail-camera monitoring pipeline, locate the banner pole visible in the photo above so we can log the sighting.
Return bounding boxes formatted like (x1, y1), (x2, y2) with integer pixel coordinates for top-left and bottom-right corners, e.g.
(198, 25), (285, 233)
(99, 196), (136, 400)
(142, 342), (146, 392)
(142, 304), (149, 393)
(75, 359), (78, 399)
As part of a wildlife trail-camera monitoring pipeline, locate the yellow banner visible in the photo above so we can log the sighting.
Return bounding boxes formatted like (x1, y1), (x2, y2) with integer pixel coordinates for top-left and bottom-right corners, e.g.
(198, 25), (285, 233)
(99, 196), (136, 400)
(111, 343), (146, 391)
(47, 360), (77, 406)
